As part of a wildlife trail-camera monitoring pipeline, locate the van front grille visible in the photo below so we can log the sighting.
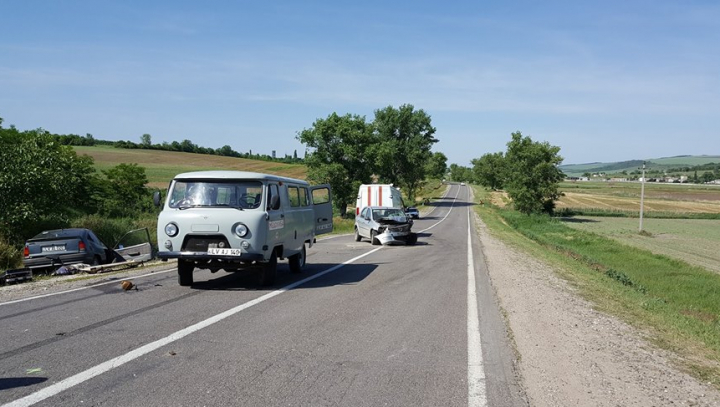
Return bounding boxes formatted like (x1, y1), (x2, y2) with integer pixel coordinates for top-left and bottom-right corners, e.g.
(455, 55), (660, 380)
(182, 235), (230, 252)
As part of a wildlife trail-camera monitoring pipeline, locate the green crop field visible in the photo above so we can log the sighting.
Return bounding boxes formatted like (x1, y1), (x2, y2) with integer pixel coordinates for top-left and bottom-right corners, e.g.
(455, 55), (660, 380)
(561, 216), (720, 274)
(74, 146), (308, 188)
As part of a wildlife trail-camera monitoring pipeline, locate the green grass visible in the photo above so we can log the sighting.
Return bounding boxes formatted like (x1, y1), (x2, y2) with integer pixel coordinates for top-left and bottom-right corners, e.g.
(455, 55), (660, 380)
(555, 207), (720, 219)
(561, 216), (720, 274)
(471, 185), (720, 389)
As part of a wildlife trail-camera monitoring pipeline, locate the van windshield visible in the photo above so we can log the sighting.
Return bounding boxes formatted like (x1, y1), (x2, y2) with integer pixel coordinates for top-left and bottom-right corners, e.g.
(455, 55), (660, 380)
(168, 180), (264, 210)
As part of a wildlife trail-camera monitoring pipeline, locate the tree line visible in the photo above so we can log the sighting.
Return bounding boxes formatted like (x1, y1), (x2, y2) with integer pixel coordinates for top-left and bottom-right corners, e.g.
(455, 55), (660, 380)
(27, 125), (303, 164)
(296, 104), (447, 217)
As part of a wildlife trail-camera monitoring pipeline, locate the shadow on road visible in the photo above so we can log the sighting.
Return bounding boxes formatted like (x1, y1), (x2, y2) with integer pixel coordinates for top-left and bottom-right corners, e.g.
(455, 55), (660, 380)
(0, 377), (48, 391)
(189, 262), (379, 291)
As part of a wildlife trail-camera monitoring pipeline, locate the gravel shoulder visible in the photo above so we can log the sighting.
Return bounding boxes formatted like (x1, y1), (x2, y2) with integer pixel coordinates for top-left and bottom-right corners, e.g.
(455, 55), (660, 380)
(0, 260), (175, 303)
(474, 212), (720, 406)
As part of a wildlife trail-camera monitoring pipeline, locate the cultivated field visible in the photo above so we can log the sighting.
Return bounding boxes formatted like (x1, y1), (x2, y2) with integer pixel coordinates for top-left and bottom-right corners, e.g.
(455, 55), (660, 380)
(557, 181), (720, 213)
(74, 146), (308, 188)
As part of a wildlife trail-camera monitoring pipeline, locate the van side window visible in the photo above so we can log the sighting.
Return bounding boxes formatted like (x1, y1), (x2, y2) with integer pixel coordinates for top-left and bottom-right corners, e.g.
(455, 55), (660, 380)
(267, 184), (281, 210)
(288, 186), (300, 207)
(312, 187), (330, 205)
(300, 187), (309, 207)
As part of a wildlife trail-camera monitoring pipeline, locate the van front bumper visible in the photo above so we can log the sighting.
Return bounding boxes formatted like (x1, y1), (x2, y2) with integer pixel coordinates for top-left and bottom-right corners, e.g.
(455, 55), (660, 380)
(157, 251), (265, 262)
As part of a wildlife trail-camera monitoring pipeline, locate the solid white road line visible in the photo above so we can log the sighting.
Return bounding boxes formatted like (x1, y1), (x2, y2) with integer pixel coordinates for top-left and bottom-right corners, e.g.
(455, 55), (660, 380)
(467, 206), (487, 406)
(0, 268), (176, 307)
(1, 248), (383, 407)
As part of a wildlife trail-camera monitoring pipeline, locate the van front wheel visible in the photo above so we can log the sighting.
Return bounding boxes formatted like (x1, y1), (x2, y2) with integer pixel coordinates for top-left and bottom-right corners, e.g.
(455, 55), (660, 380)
(178, 260), (194, 286)
(289, 245), (306, 273)
(260, 250), (277, 286)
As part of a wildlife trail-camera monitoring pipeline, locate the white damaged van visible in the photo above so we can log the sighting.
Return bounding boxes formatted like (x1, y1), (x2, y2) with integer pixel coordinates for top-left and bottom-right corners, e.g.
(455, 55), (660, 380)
(154, 171), (333, 286)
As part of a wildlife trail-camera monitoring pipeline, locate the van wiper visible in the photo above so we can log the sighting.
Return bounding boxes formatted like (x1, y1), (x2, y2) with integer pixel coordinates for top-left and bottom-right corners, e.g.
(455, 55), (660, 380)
(215, 204), (244, 211)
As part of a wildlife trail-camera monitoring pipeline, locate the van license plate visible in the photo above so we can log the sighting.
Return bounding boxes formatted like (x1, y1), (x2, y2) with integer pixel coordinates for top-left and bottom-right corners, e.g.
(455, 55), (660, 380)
(208, 248), (242, 256)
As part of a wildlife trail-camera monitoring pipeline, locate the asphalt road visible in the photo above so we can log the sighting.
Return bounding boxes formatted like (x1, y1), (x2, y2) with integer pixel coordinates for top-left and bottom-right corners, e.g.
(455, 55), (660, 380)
(0, 184), (526, 407)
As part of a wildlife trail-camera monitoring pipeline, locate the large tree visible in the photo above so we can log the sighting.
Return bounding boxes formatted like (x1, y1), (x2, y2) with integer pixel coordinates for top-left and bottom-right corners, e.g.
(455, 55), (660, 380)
(371, 104), (438, 202)
(0, 125), (96, 241)
(426, 151), (448, 180)
(297, 113), (375, 217)
(471, 152), (506, 190)
(503, 131), (565, 214)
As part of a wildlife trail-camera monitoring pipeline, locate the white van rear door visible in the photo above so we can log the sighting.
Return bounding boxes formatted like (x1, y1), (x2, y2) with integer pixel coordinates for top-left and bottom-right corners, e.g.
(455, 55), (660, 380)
(310, 185), (333, 235)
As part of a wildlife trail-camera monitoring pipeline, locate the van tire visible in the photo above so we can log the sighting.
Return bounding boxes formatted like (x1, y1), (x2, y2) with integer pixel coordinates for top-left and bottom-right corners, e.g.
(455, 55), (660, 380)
(354, 228), (362, 242)
(178, 260), (194, 286)
(289, 245), (306, 273)
(370, 230), (380, 246)
(260, 250), (277, 286)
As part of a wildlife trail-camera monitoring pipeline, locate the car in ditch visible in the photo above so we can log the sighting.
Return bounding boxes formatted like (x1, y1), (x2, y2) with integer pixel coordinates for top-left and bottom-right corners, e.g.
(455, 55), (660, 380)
(23, 228), (112, 272)
(354, 206), (417, 246)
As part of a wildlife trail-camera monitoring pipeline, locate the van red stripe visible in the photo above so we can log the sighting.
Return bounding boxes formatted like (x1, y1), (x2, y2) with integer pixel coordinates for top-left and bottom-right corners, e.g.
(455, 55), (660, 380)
(378, 187), (382, 207)
(367, 186), (371, 207)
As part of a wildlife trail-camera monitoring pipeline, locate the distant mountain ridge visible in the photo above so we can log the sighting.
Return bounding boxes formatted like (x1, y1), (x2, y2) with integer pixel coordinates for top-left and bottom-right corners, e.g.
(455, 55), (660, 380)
(559, 155), (720, 176)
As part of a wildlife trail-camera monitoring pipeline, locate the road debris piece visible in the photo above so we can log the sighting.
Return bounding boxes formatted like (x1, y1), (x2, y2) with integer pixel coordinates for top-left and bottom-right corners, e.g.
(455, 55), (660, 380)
(120, 280), (137, 291)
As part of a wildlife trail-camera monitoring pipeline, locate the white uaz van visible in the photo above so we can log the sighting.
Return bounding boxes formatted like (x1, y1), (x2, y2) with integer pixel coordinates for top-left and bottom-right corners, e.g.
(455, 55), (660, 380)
(154, 171), (333, 286)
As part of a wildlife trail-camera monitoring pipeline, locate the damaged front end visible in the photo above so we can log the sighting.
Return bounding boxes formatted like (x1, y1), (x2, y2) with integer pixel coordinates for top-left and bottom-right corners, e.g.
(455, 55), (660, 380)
(376, 219), (417, 246)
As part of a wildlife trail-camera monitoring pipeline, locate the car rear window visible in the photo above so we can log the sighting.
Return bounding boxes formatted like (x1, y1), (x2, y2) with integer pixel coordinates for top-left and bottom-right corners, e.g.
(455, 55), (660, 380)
(29, 230), (84, 241)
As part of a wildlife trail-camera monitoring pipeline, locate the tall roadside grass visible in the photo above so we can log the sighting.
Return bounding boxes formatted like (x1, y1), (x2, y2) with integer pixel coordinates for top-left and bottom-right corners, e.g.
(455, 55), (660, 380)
(471, 185), (720, 388)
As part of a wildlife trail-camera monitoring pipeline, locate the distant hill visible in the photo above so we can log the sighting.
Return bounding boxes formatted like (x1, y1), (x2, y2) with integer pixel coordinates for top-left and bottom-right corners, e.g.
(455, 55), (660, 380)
(74, 146), (308, 188)
(559, 155), (720, 176)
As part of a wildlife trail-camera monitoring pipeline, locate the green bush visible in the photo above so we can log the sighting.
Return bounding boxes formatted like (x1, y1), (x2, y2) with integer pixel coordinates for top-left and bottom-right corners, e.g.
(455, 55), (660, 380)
(71, 214), (157, 249)
(0, 235), (21, 270)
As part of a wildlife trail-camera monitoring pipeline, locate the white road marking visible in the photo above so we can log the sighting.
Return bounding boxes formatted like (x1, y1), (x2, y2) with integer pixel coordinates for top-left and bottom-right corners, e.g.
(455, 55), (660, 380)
(1, 248), (382, 407)
(0, 268), (176, 307)
(467, 206), (487, 407)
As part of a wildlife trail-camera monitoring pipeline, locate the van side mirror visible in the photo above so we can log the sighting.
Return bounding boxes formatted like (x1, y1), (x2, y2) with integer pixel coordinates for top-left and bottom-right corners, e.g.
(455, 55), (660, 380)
(269, 194), (280, 210)
(153, 191), (162, 207)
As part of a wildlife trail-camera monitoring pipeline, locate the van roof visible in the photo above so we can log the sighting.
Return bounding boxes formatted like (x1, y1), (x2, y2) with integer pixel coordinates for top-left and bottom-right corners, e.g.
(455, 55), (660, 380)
(172, 171), (309, 185)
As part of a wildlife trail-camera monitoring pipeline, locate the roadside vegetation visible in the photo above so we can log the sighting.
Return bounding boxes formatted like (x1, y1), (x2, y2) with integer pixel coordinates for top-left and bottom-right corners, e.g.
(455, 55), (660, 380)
(472, 182), (720, 389)
(0, 108), (448, 272)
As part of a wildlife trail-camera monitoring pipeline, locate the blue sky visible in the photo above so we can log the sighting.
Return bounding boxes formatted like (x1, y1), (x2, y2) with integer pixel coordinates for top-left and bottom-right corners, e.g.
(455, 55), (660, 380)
(1, 1), (718, 166)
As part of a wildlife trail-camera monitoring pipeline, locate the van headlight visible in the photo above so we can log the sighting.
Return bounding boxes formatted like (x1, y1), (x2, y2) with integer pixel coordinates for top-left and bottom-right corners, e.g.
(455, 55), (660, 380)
(233, 223), (249, 237)
(165, 223), (179, 237)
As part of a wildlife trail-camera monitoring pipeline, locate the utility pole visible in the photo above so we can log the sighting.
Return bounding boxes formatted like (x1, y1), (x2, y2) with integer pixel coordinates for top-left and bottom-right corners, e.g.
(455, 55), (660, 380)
(639, 162), (646, 232)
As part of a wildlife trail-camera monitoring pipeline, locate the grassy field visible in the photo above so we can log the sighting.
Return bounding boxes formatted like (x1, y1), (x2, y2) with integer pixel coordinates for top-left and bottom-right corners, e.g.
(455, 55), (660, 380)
(562, 216), (720, 273)
(472, 185), (720, 389)
(74, 146), (307, 188)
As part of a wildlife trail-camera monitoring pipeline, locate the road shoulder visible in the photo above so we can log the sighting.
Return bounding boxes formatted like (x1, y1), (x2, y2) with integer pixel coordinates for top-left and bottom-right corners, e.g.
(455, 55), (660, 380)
(473, 213), (720, 407)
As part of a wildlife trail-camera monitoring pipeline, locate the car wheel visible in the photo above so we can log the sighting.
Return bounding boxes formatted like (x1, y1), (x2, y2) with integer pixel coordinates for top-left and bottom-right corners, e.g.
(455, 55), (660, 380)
(178, 260), (194, 286)
(354, 227), (362, 242)
(370, 230), (380, 246)
(259, 250), (277, 286)
(92, 256), (101, 266)
(406, 233), (418, 245)
(289, 245), (306, 273)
